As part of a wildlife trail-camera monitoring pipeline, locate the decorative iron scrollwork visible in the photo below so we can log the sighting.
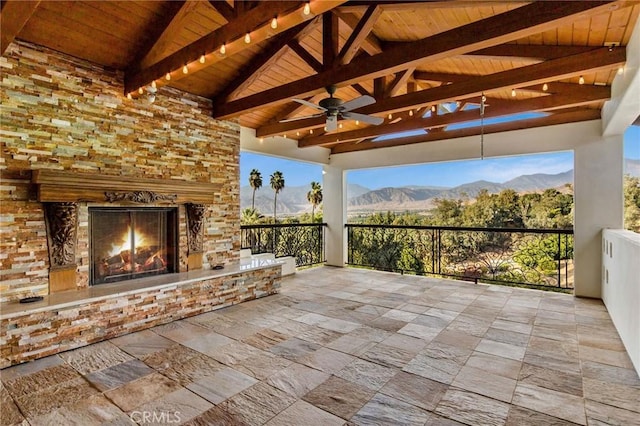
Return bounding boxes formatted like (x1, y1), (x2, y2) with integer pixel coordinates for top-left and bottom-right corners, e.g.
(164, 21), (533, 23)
(104, 191), (177, 204)
(185, 203), (206, 254)
(44, 202), (78, 268)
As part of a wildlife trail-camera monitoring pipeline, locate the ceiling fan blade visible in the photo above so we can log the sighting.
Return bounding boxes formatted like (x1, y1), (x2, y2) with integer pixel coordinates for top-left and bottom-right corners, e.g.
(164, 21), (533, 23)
(279, 113), (324, 123)
(293, 98), (327, 111)
(342, 112), (384, 125)
(340, 95), (376, 112)
(326, 116), (338, 132)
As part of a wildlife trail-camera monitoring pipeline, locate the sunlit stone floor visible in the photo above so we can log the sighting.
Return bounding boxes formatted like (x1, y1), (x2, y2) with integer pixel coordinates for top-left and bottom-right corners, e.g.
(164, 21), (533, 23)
(2, 266), (639, 425)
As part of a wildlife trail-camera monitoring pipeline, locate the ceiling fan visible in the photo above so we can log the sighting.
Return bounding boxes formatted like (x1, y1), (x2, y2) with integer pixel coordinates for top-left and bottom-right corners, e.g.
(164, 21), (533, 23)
(280, 85), (384, 132)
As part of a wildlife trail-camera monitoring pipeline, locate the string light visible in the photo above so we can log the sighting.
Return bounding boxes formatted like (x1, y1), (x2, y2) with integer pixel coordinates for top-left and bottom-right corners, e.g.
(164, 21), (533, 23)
(324, 126), (327, 131)
(303, 2), (311, 15)
(617, 66), (624, 75)
(138, 87), (143, 95)
(309, 129), (314, 135)
(182, 64), (188, 74)
(387, 113), (393, 120)
(542, 83), (548, 91)
(511, 88), (516, 97)
(127, 93), (132, 100)
(199, 54), (206, 64)
(578, 75), (585, 85)
(431, 105), (436, 113)
(244, 33), (251, 44)
(271, 17), (278, 29)
(355, 120), (360, 125)
(409, 110), (414, 117)
(259, 138), (264, 143)
(220, 43), (226, 55)
(151, 80), (157, 89)
(339, 123), (343, 129)
(296, 131), (300, 136)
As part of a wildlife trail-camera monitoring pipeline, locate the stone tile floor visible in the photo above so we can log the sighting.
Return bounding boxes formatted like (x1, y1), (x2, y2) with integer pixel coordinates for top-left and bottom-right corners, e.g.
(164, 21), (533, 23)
(1, 266), (639, 425)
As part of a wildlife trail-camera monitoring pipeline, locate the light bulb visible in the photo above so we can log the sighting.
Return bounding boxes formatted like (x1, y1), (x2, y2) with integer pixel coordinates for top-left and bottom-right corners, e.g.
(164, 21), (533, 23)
(296, 131), (300, 136)
(127, 93), (132, 100)
(617, 66), (624, 75)
(511, 88), (516, 97)
(355, 120), (360, 125)
(271, 17), (278, 29)
(579, 75), (585, 85)
(220, 43), (226, 55)
(339, 123), (343, 129)
(388, 113), (392, 119)
(259, 138), (264, 143)
(431, 105), (436, 112)
(309, 129), (314, 134)
(199, 54), (205, 64)
(165, 72), (171, 81)
(182, 64), (188, 74)
(244, 33), (251, 44)
(151, 80), (157, 89)
(542, 83), (548, 91)
(138, 87), (143, 95)
(303, 2), (311, 15)
(409, 110), (414, 117)
(324, 126), (327, 131)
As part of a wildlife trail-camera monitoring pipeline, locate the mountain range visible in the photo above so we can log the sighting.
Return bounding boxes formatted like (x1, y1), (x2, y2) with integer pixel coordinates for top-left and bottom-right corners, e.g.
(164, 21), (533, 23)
(240, 159), (640, 216)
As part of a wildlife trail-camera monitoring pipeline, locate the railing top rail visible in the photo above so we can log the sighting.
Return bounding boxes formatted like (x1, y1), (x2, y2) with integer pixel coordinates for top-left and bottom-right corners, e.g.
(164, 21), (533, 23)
(241, 223), (328, 229)
(345, 223), (573, 235)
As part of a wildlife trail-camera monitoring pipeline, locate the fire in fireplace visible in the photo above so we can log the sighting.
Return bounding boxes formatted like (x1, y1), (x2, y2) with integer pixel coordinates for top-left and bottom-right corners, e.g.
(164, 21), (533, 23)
(90, 207), (178, 285)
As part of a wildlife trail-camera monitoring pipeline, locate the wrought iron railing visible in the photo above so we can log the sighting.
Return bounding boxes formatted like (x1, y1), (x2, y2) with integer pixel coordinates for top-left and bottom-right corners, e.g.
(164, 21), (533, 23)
(346, 224), (574, 290)
(241, 223), (327, 267)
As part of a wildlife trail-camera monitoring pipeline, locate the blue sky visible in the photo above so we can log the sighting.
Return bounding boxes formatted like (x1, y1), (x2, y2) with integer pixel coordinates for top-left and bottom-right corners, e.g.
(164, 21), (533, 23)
(241, 126), (640, 190)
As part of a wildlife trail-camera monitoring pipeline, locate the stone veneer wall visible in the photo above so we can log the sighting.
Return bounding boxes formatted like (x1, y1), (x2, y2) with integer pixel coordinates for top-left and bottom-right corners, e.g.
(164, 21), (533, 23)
(0, 266), (281, 368)
(0, 41), (241, 302)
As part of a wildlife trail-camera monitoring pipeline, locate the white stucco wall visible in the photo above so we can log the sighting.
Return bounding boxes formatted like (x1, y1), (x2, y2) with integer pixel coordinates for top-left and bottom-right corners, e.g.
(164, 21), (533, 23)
(602, 229), (640, 374)
(322, 165), (347, 266)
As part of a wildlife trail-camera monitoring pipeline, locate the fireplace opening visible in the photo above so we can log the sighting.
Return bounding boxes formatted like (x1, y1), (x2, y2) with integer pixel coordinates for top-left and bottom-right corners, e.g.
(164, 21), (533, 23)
(90, 207), (178, 285)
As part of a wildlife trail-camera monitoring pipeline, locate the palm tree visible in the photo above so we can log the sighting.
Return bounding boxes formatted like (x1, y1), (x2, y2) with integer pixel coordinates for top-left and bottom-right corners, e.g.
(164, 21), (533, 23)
(307, 181), (323, 222)
(270, 171), (285, 223)
(248, 169), (262, 210)
(241, 207), (263, 225)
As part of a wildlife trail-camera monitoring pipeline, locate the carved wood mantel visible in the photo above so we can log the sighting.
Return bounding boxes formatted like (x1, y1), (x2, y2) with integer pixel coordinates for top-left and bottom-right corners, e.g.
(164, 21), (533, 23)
(32, 170), (220, 204)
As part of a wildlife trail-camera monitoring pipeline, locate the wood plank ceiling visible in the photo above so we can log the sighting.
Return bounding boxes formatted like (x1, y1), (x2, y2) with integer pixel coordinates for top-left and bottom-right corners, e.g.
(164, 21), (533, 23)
(2, 0), (638, 154)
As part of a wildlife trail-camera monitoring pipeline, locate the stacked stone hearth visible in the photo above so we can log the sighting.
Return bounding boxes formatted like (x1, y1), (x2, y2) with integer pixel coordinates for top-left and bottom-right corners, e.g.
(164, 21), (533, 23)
(0, 41), (281, 367)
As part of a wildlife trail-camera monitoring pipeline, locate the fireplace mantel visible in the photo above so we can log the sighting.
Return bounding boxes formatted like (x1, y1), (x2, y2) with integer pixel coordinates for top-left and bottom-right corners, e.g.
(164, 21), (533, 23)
(32, 170), (220, 204)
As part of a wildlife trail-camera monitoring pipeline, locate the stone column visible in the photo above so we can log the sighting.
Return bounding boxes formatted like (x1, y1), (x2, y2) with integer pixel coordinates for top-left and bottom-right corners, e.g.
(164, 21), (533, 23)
(323, 165), (347, 267)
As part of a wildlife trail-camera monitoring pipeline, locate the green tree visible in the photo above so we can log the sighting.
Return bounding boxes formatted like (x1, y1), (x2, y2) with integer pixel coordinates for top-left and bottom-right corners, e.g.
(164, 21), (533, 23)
(624, 175), (640, 232)
(307, 181), (323, 223)
(241, 207), (263, 225)
(270, 171), (285, 223)
(248, 169), (262, 210)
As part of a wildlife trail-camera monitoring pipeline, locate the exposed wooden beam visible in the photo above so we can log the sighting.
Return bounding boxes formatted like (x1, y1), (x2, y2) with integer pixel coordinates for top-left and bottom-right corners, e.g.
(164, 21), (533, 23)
(353, 47), (625, 117)
(414, 71), (474, 83)
(333, 10), (383, 56)
(337, 5), (382, 65)
(385, 68), (416, 98)
(353, 83), (372, 97)
(212, 1), (619, 119)
(0, 0), (41, 55)
(330, 108), (601, 154)
(214, 20), (316, 101)
(137, 1), (200, 69)
(208, 0), (236, 22)
(255, 47), (624, 137)
(323, 12), (339, 69)
(299, 85), (610, 147)
(125, 0), (346, 94)
(467, 44), (597, 61)
(373, 77), (387, 99)
(288, 39), (323, 72)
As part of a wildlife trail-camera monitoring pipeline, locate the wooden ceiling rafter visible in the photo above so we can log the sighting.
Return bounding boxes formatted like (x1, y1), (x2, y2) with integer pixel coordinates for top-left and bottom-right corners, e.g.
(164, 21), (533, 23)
(385, 67), (416, 98)
(298, 85), (611, 147)
(254, 46), (625, 138)
(212, 19), (318, 101)
(211, 1), (622, 119)
(208, 0), (236, 22)
(330, 108), (602, 154)
(323, 11), (339, 68)
(337, 5), (382, 65)
(0, 0), (41, 55)
(124, 0), (347, 94)
(333, 9), (383, 57)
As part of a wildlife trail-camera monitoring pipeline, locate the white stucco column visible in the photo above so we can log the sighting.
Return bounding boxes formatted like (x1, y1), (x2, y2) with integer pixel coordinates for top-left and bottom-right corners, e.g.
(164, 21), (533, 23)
(323, 164), (347, 266)
(574, 134), (624, 298)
